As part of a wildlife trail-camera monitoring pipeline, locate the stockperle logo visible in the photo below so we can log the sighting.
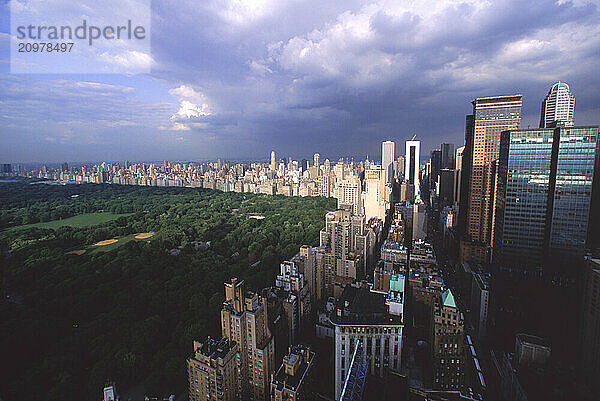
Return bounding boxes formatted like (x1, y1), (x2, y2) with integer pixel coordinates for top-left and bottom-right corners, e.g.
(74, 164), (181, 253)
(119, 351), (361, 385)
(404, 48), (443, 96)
(10, 0), (151, 74)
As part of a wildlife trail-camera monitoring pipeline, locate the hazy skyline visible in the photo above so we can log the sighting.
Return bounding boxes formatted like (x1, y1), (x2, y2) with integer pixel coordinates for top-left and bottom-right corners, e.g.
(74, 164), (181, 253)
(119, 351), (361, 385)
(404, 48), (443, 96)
(1, 0), (600, 163)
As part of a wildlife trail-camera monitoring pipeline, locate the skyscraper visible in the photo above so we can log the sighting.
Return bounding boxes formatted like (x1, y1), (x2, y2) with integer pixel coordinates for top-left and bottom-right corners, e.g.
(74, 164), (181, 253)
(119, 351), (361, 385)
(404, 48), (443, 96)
(221, 278), (276, 401)
(430, 289), (466, 390)
(405, 140), (421, 198)
(493, 126), (599, 272)
(454, 146), (464, 206)
(188, 338), (240, 401)
(270, 151), (276, 171)
(362, 163), (388, 220)
(539, 81), (575, 128)
(382, 140), (395, 183)
(579, 256), (600, 397)
(429, 149), (441, 185)
(301, 159), (309, 172)
(460, 95), (522, 264)
(331, 284), (404, 399)
(335, 175), (362, 215)
(440, 143), (455, 169)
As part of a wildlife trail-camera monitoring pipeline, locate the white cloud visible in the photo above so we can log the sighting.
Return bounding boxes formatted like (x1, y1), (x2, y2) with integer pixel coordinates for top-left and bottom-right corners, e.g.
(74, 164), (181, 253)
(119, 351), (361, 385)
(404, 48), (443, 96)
(97, 51), (154, 72)
(169, 85), (213, 119)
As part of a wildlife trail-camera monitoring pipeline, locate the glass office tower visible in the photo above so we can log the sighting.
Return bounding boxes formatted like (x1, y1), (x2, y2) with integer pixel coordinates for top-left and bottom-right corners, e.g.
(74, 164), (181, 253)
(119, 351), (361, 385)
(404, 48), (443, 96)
(460, 95), (522, 264)
(494, 126), (599, 273)
(494, 128), (554, 268)
(549, 126), (599, 258)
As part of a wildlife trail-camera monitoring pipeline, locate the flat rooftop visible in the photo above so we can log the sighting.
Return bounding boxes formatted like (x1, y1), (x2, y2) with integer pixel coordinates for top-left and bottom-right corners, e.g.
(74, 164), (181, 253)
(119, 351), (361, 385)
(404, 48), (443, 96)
(271, 345), (314, 393)
(330, 286), (402, 326)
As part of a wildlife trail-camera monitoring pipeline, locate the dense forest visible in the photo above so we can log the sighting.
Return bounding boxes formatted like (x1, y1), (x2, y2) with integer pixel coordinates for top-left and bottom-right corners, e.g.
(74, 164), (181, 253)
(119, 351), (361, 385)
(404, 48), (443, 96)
(0, 180), (335, 401)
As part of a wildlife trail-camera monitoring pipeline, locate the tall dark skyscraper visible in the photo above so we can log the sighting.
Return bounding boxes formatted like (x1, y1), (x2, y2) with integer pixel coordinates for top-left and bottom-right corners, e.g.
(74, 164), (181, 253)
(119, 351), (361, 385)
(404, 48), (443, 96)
(460, 95), (522, 264)
(405, 140), (421, 198)
(493, 126), (600, 273)
(301, 159), (309, 172)
(579, 256), (600, 396)
(430, 149), (441, 185)
(440, 143), (455, 169)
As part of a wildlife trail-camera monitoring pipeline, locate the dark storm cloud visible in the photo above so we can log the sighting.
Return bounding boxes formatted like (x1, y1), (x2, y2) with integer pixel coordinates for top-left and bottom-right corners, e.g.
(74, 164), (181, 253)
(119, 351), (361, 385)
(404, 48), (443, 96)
(2, 0), (600, 162)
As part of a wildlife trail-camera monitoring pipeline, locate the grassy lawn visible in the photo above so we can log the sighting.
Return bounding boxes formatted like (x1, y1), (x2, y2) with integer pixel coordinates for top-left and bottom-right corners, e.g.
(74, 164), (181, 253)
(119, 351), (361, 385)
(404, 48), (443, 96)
(7, 212), (132, 231)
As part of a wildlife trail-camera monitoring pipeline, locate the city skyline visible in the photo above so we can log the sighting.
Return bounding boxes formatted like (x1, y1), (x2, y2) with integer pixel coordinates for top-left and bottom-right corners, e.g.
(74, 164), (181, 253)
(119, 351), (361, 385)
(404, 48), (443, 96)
(1, 1), (600, 163)
(3, 1), (600, 400)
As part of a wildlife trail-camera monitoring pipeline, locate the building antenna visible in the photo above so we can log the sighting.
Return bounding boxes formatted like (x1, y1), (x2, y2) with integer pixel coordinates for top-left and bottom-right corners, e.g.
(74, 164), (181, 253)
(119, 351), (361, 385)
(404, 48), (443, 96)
(411, 133), (417, 140)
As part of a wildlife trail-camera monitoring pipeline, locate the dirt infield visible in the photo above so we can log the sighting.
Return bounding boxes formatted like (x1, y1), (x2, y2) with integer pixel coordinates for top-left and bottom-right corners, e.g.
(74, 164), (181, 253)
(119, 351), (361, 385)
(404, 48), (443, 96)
(94, 239), (118, 246)
(135, 232), (154, 239)
(66, 249), (86, 255)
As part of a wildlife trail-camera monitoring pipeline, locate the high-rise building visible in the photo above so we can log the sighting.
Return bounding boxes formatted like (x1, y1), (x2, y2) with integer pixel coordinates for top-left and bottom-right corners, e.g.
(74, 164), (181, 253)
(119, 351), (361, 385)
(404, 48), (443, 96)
(335, 175), (362, 215)
(430, 149), (441, 185)
(301, 159), (309, 173)
(274, 261), (311, 345)
(441, 143), (455, 169)
(396, 156), (405, 180)
(221, 278), (276, 401)
(430, 289), (466, 390)
(492, 127), (555, 269)
(320, 210), (365, 261)
(334, 159), (345, 181)
(460, 95), (522, 264)
(579, 256), (600, 397)
(539, 81), (575, 128)
(471, 272), (489, 340)
(320, 210), (368, 281)
(493, 126), (599, 272)
(188, 337), (240, 401)
(454, 146), (464, 206)
(331, 284), (405, 400)
(270, 344), (315, 401)
(437, 169), (455, 207)
(362, 163), (388, 221)
(317, 174), (330, 197)
(271, 151), (277, 171)
(313, 153), (320, 169)
(382, 141), (395, 184)
(299, 246), (317, 303)
(405, 140), (421, 198)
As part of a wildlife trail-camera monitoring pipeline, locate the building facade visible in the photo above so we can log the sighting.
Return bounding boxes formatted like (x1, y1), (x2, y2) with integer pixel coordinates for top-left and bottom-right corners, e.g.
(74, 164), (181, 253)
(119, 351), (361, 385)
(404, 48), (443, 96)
(188, 337), (240, 401)
(460, 95), (522, 264)
(539, 81), (575, 128)
(430, 289), (466, 390)
(405, 140), (421, 198)
(579, 256), (600, 397)
(221, 278), (276, 401)
(382, 141), (395, 184)
(493, 126), (600, 274)
(331, 285), (404, 400)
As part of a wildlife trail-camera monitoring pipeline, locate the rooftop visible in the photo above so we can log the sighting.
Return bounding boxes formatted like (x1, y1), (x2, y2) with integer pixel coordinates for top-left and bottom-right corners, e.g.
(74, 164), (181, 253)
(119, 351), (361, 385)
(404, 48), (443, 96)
(193, 337), (235, 360)
(441, 289), (457, 308)
(271, 344), (315, 393)
(330, 286), (403, 326)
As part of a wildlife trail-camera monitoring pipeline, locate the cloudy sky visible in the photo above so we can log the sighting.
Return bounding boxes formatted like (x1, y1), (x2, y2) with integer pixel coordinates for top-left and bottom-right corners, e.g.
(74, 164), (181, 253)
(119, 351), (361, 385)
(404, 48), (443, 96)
(1, 0), (599, 163)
